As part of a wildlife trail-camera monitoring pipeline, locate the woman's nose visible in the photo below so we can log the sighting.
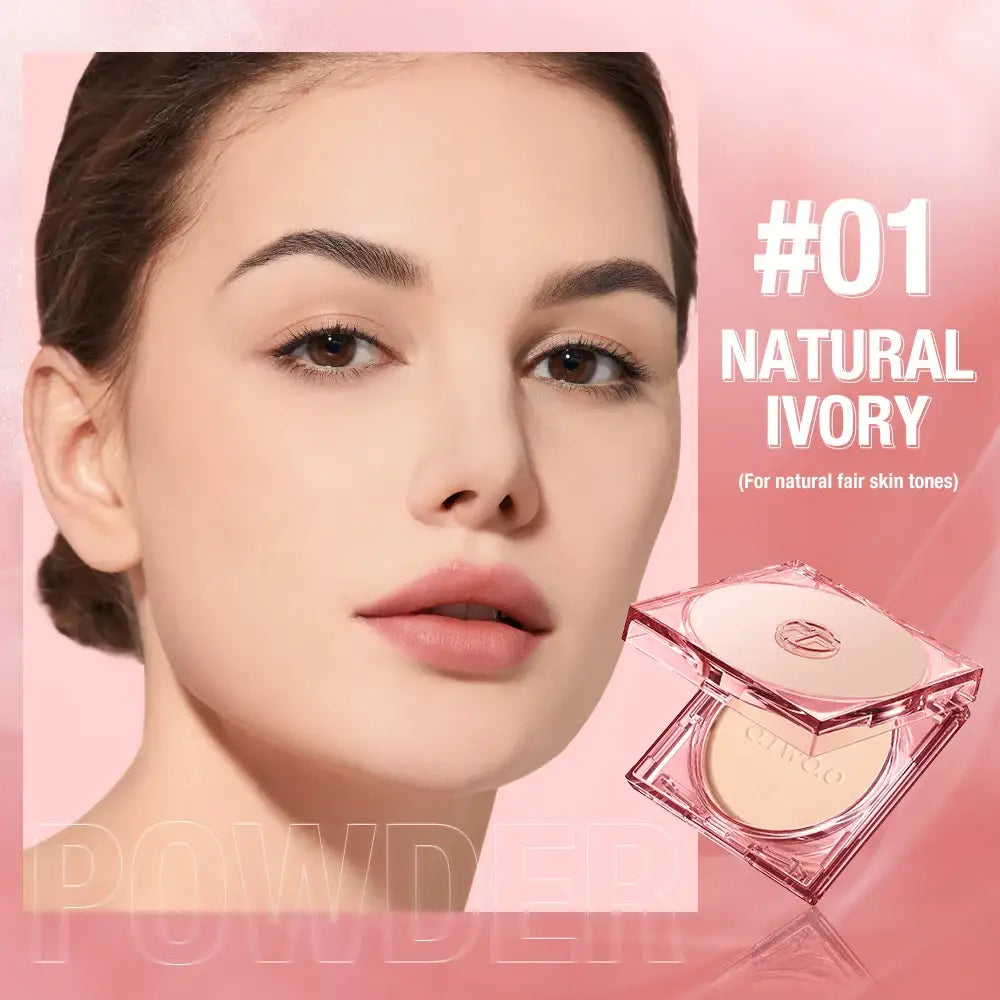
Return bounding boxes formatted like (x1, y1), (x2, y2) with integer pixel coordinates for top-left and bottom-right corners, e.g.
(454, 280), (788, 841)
(406, 379), (542, 534)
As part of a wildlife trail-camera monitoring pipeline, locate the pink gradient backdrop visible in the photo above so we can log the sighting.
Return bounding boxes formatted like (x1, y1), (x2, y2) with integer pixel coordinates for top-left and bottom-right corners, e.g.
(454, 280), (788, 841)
(692, 2), (1000, 999)
(2, 1), (998, 998)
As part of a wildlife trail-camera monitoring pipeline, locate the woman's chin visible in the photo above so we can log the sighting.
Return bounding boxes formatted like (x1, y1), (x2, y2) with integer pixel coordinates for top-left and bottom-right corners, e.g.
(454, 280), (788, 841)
(303, 740), (547, 797)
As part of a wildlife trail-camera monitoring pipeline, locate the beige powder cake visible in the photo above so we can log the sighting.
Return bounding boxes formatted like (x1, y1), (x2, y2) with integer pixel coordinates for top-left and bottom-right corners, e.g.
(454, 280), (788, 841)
(701, 701), (895, 831)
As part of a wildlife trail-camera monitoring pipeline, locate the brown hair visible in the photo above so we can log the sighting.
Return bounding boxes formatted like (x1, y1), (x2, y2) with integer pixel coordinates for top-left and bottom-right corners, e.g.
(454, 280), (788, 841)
(33, 52), (698, 659)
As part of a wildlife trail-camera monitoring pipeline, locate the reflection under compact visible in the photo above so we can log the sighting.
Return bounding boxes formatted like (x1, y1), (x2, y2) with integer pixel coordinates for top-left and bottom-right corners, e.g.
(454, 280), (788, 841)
(688, 908), (880, 999)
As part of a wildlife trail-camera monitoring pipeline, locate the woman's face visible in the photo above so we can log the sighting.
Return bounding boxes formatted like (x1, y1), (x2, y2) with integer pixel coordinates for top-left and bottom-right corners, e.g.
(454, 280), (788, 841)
(125, 55), (681, 792)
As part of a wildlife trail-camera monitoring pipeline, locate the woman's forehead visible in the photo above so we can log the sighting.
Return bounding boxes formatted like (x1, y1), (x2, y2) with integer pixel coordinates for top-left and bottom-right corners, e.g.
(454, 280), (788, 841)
(177, 55), (673, 278)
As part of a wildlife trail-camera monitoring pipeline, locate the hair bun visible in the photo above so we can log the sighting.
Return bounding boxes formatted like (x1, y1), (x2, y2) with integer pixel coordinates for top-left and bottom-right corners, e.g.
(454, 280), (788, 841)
(37, 532), (139, 656)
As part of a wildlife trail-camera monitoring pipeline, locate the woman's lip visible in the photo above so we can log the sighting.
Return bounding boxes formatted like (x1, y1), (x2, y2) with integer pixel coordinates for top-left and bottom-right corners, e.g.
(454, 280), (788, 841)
(359, 613), (545, 675)
(353, 561), (555, 634)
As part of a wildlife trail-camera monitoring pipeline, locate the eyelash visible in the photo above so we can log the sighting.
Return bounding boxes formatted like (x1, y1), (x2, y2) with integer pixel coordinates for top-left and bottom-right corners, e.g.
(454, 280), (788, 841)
(267, 321), (654, 401)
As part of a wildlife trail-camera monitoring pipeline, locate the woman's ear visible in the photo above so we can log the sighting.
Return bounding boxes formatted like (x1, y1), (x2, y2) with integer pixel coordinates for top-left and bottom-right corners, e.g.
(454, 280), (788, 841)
(22, 346), (140, 573)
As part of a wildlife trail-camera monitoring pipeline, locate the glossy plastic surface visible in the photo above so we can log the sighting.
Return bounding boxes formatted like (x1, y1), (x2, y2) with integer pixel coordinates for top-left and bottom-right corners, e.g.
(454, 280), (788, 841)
(623, 560), (982, 755)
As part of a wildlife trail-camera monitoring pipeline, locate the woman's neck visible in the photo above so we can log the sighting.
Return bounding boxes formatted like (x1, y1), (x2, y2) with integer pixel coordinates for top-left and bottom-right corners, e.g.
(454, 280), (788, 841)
(49, 649), (496, 912)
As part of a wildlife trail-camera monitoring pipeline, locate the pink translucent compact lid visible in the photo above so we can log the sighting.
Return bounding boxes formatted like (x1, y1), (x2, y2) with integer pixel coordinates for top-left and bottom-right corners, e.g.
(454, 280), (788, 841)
(623, 561), (983, 755)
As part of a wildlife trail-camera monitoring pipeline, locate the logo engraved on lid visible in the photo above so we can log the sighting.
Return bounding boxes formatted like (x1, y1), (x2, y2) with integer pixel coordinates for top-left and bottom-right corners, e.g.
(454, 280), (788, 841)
(774, 619), (841, 659)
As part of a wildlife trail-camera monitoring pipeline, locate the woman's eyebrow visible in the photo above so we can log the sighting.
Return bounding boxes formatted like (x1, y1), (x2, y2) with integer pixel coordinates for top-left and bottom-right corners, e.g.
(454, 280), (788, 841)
(529, 258), (677, 312)
(219, 229), (676, 311)
(220, 229), (426, 290)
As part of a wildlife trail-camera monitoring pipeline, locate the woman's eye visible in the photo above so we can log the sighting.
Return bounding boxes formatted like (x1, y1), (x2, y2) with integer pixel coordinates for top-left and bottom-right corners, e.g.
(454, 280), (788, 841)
(531, 345), (624, 386)
(289, 330), (382, 369)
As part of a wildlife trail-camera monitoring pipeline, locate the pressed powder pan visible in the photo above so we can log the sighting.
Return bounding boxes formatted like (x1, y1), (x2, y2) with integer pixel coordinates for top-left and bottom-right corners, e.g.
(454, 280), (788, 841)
(699, 701), (896, 833)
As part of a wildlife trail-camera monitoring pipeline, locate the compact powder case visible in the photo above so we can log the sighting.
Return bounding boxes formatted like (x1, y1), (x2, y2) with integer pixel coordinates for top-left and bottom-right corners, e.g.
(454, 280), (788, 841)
(623, 561), (984, 904)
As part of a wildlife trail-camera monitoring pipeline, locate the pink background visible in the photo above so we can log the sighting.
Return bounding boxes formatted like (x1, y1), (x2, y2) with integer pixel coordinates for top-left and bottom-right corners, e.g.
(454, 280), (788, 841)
(692, 2), (1000, 999)
(3, 1), (999, 998)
